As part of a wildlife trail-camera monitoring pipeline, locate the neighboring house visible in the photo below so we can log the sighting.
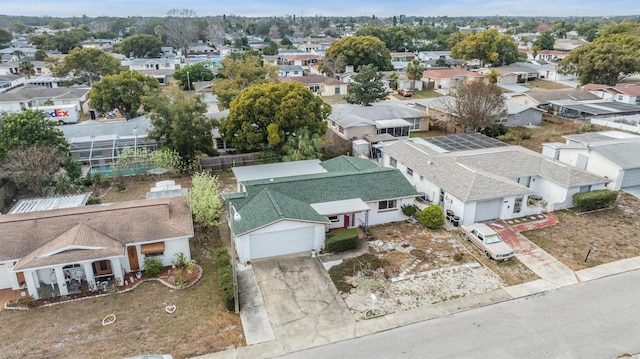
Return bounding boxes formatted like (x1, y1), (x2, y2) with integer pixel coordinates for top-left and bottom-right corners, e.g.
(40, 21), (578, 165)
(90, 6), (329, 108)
(508, 88), (600, 107)
(278, 53), (323, 68)
(0, 47), (39, 61)
(123, 58), (182, 72)
(532, 50), (569, 62)
(193, 81), (220, 115)
(543, 131), (640, 193)
(224, 156), (417, 263)
(582, 84), (640, 105)
(501, 101), (545, 127)
(477, 64), (539, 85)
(0, 61), (52, 76)
(60, 116), (159, 166)
(422, 68), (487, 91)
(0, 85), (90, 114)
(380, 134), (609, 225)
(0, 74), (26, 93)
(410, 97), (542, 128)
(278, 65), (304, 77)
(27, 74), (67, 89)
(554, 38), (589, 52)
(390, 52), (415, 62)
(280, 75), (348, 96)
(0, 196), (193, 300)
(328, 102), (428, 142)
(547, 99), (640, 119)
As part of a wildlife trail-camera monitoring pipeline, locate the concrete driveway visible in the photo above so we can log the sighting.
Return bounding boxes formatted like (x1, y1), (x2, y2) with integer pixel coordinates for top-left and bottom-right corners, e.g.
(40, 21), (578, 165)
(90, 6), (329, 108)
(252, 255), (355, 352)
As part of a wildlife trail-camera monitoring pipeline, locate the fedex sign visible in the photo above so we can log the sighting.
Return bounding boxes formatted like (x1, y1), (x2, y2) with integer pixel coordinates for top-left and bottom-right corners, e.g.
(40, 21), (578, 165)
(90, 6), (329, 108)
(42, 108), (70, 118)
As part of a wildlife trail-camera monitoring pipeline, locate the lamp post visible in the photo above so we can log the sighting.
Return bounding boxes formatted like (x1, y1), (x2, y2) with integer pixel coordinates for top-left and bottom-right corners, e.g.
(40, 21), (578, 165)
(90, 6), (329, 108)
(229, 202), (241, 313)
(186, 70), (191, 91)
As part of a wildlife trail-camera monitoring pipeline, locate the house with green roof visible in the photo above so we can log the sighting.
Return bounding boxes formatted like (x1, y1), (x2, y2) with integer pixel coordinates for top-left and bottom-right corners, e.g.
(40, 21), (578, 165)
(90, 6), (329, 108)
(224, 156), (418, 263)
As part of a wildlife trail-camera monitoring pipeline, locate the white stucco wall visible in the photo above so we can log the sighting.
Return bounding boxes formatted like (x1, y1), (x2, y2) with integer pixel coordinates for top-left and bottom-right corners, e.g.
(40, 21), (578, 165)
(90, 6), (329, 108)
(557, 149), (622, 190)
(363, 198), (413, 226)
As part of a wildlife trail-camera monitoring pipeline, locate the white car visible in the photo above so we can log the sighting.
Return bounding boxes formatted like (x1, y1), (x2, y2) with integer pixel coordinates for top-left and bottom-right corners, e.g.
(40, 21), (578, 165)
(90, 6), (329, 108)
(460, 223), (514, 260)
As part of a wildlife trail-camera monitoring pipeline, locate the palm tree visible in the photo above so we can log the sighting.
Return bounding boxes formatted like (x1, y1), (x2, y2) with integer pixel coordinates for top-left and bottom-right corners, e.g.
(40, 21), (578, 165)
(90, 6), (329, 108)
(406, 59), (425, 91)
(18, 60), (35, 79)
(486, 69), (500, 84)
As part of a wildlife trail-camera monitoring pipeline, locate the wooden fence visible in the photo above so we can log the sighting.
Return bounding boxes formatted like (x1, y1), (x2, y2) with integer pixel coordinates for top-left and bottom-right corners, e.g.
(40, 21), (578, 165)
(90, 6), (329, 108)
(200, 153), (259, 172)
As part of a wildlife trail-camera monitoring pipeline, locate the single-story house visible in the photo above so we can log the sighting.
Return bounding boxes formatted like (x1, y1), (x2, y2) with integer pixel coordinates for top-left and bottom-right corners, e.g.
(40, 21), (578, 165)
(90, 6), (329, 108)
(0, 61), (52, 77)
(279, 65), (304, 77)
(280, 75), (348, 96)
(422, 68), (487, 91)
(328, 102), (428, 142)
(501, 101), (545, 127)
(0, 74), (26, 93)
(542, 131), (640, 192)
(477, 64), (539, 85)
(508, 89), (601, 108)
(380, 134), (609, 225)
(0, 85), (91, 114)
(223, 156), (417, 263)
(547, 99), (640, 119)
(0, 196), (193, 299)
(583, 84), (640, 105)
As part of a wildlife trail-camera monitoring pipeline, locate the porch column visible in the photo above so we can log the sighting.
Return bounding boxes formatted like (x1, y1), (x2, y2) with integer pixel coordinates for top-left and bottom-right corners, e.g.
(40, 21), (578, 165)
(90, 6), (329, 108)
(110, 258), (124, 285)
(24, 270), (39, 300)
(364, 210), (369, 232)
(53, 266), (68, 296)
(83, 262), (96, 292)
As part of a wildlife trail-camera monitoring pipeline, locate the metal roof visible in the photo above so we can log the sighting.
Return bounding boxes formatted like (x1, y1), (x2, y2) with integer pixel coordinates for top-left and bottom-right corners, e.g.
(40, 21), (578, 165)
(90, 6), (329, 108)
(232, 159), (326, 183)
(8, 193), (92, 214)
(310, 198), (370, 216)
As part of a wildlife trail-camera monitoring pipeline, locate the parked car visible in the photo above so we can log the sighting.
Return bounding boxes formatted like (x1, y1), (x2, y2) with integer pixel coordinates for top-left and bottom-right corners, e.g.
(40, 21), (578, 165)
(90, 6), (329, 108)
(460, 223), (514, 260)
(397, 89), (413, 97)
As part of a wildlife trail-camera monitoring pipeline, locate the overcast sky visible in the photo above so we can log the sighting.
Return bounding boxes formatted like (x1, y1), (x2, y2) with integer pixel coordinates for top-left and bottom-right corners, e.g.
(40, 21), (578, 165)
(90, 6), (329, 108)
(3, 0), (640, 18)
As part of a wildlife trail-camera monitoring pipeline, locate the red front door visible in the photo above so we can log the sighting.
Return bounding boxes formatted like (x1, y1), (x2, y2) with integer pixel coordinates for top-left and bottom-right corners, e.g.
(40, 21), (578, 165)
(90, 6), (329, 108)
(343, 214), (350, 228)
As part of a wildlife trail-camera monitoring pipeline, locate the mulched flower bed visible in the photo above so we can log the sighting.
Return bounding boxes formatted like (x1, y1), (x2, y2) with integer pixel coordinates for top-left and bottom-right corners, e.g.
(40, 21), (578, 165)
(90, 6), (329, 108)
(4, 264), (203, 310)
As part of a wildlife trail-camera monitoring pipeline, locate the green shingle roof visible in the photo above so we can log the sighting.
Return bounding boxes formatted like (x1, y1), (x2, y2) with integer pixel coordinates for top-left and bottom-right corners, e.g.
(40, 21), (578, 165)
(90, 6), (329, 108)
(229, 188), (329, 235)
(226, 156), (418, 235)
(320, 155), (380, 172)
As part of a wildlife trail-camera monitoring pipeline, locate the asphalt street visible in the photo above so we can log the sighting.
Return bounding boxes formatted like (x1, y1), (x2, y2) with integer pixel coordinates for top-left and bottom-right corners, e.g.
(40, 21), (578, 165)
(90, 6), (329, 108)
(279, 269), (640, 359)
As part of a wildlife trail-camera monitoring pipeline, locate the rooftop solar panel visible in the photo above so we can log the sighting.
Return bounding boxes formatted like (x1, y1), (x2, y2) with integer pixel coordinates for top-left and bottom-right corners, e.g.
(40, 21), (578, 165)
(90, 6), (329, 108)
(422, 133), (509, 152)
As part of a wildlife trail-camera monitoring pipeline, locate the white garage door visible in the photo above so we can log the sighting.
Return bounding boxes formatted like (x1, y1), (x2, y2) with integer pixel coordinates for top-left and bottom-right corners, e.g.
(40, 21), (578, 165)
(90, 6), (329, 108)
(249, 226), (315, 260)
(474, 199), (502, 222)
(0, 264), (13, 289)
(621, 168), (640, 188)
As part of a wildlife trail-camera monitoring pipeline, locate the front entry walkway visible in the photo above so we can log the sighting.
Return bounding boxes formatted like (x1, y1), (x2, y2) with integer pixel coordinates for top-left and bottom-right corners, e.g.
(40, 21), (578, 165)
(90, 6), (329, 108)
(488, 214), (579, 291)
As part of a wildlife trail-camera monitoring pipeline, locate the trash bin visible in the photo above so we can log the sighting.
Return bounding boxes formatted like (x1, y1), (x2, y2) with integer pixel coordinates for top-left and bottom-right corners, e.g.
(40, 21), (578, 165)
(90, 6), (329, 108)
(452, 216), (460, 227)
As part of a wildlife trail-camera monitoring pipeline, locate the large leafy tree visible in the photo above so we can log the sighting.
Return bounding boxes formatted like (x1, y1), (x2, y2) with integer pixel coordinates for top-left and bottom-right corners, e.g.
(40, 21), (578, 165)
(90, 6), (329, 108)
(324, 36), (392, 72)
(442, 80), (506, 132)
(52, 47), (122, 84)
(220, 82), (331, 153)
(211, 52), (278, 109)
(0, 110), (68, 161)
(344, 64), (388, 106)
(451, 29), (519, 67)
(116, 34), (163, 58)
(558, 33), (640, 86)
(29, 28), (89, 54)
(173, 63), (214, 90)
(406, 59), (424, 91)
(145, 89), (217, 162)
(165, 9), (200, 55)
(89, 70), (160, 120)
(533, 30), (556, 51)
(0, 28), (12, 47)
(355, 25), (416, 51)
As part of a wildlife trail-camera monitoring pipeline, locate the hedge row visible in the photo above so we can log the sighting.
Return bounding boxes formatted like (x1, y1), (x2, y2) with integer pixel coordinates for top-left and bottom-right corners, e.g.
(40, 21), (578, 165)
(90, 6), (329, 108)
(214, 247), (235, 311)
(572, 190), (618, 212)
(326, 228), (359, 253)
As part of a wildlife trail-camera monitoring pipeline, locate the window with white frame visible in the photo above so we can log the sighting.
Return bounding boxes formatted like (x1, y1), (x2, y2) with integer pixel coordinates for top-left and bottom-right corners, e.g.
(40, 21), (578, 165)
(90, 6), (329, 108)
(406, 168), (413, 176)
(328, 215), (340, 222)
(338, 125), (345, 134)
(408, 118), (421, 131)
(331, 120), (336, 127)
(419, 175), (424, 182)
(390, 157), (397, 167)
(378, 199), (397, 210)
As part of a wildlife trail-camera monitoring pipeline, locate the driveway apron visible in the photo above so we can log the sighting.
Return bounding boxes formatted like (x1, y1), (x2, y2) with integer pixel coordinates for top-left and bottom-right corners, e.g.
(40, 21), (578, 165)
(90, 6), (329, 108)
(252, 255), (355, 352)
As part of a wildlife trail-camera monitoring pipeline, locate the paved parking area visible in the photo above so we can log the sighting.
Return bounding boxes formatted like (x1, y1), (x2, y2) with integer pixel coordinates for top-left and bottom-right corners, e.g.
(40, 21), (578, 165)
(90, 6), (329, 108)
(252, 255), (355, 352)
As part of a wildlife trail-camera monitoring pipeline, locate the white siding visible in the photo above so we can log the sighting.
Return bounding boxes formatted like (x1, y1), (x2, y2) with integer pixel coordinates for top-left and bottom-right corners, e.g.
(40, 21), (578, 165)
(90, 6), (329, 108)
(0, 262), (13, 289)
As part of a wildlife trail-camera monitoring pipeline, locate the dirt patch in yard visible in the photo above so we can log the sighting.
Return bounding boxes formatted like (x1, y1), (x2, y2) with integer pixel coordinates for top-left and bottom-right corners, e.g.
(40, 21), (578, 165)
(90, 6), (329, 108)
(330, 222), (538, 320)
(523, 192), (640, 271)
(0, 226), (244, 359)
